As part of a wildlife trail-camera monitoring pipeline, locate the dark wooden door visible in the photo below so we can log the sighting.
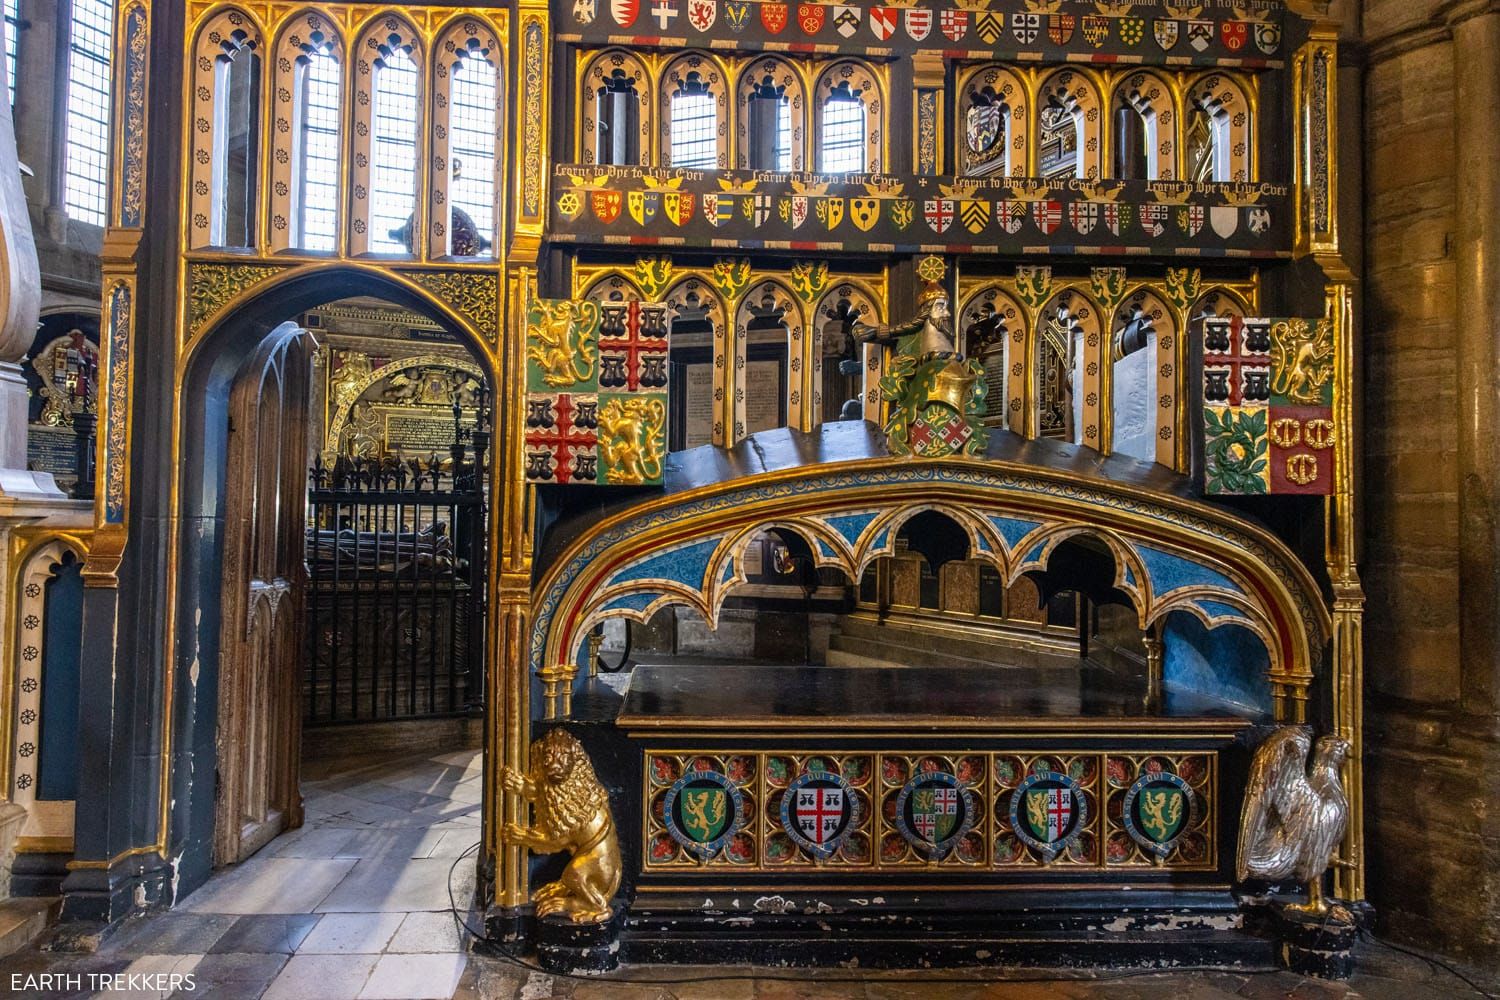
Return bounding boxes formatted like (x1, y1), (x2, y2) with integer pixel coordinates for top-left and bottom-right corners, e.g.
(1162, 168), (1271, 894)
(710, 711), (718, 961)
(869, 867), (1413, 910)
(214, 326), (311, 865)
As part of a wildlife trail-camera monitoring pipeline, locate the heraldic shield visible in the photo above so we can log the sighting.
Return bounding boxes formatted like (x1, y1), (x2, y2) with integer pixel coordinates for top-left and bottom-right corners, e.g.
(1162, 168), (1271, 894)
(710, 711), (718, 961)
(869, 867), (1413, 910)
(1010, 769), (1090, 860)
(895, 771), (974, 859)
(665, 770), (742, 858)
(781, 770), (858, 859)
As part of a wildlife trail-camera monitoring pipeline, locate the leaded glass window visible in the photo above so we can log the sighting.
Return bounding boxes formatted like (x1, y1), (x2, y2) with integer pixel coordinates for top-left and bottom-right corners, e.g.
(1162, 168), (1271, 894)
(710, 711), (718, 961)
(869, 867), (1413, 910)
(369, 48), (419, 253)
(292, 46), (340, 252)
(448, 52), (497, 252)
(819, 86), (865, 173)
(668, 74), (717, 170)
(65, 0), (115, 227)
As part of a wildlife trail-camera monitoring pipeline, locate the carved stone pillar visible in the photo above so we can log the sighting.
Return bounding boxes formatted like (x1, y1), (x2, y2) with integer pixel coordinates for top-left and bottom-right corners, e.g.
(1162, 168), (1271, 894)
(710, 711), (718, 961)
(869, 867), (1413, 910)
(1451, 5), (1500, 720)
(0, 12), (61, 500)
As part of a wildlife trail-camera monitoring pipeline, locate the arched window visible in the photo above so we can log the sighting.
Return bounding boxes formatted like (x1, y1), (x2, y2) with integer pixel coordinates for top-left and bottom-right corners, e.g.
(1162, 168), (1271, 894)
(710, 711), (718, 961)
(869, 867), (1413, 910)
(1111, 72), (1175, 182)
(661, 54), (727, 170)
(1109, 290), (1174, 463)
(370, 47), (419, 251)
(1036, 70), (1102, 182)
(815, 62), (882, 174)
(819, 86), (865, 173)
(211, 42), (261, 246)
(64, 0), (115, 226)
(737, 57), (804, 171)
(1036, 289), (1102, 447)
(813, 283), (881, 425)
(960, 287), (1024, 428)
(270, 12), (342, 253)
(957, 66), (1027, 177)
(187, 9), (263, 248)
(582, 50), (649, 166)
(745, 77), (791, 170)
(350, 17), (424, 255)
(662, 278), (727, 450)
(668, 74), (717, 169)
(293, 45), (340, 250)
(733, 281), (803, 440)
(431, 19), (503, 257)
(1188, 73), (1253, 182)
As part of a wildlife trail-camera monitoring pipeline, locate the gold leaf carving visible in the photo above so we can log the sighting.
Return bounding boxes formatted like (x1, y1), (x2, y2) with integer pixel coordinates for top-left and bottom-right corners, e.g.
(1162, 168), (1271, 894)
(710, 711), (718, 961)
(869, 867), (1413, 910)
(187, 263), (284, 338)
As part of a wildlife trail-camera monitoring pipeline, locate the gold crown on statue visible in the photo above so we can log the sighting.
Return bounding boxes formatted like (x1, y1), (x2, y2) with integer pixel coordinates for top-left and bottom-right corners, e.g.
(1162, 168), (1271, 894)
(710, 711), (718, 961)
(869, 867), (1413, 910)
(918, 281), (947, 305)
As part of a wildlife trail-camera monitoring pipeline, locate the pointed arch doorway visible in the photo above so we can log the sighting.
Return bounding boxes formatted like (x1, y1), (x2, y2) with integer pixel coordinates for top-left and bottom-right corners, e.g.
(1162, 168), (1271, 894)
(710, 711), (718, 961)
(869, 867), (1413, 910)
(172, 267), (499, 894)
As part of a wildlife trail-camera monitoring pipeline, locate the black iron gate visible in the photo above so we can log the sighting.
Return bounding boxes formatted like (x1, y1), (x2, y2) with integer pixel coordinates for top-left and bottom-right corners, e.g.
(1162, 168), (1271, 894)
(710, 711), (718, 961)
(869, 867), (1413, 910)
(304, 402), (490, 725)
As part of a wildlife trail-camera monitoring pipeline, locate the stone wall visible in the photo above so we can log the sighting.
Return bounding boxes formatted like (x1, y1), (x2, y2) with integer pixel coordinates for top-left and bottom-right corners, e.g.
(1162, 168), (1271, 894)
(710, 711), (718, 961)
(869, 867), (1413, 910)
(1361, 0), (1500, 968)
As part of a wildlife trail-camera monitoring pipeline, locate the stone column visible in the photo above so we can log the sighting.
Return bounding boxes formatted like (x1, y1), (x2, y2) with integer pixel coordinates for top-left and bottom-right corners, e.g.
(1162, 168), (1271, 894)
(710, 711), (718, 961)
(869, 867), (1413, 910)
(0, 11), (61, 500)
(1450, 3), (1500, 721)
(14, 0), (68, 241)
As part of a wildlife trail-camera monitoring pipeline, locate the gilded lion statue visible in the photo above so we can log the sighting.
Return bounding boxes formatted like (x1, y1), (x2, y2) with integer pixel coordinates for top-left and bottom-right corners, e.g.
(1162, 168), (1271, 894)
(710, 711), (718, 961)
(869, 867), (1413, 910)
(501, 728), (621, 923)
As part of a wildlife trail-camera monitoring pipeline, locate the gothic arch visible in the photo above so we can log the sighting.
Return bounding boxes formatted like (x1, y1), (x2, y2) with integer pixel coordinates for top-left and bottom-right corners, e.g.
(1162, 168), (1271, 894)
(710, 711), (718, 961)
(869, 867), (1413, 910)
(662, 277), (730, 447)
(1033, 287), (1104, 448)
(429, 15), (505, 258)
(268, 9), (344, 253)
(735, 55), (807, 171)
(1110, 69), (1177, 181)
(169, 262), (498, 892)
(659, 51), (731, 169)
(733, 278), (805, 440)
(1107, 287), (1177, 466)
(1187, 72), (1254, 182)
(187, 7), (265, 250)
(531, 463), (1331, 721)
(348, 12), (426, 256)
(1035, 68), (1103, 180)
(956, 64), (1029, 177)
(959, 285), (1026, 432)
(579, 49), (652, 166)
(813, 60), (883, 172)
(811, 281), (883, 425)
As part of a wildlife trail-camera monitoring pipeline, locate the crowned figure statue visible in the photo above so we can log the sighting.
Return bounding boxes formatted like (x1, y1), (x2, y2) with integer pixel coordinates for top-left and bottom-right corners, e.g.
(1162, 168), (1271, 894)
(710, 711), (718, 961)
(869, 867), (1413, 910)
(850, 257), (988, 458)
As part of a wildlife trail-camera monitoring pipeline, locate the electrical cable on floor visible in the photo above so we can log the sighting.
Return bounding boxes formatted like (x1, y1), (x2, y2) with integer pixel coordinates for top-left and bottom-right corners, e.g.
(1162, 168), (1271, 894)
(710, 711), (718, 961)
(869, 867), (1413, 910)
(446, 845), (1292, 987)
(1358, 929), (1499, 1000)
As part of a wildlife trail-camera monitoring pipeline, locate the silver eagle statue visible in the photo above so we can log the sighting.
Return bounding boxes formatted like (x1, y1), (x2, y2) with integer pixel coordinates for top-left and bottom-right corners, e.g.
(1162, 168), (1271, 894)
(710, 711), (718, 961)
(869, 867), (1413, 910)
(1236, 725), (1350, 915)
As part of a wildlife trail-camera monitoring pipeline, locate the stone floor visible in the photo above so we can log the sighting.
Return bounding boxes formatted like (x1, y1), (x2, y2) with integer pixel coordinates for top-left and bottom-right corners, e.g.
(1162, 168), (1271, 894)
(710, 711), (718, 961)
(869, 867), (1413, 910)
(1, 749), (1492, 1000)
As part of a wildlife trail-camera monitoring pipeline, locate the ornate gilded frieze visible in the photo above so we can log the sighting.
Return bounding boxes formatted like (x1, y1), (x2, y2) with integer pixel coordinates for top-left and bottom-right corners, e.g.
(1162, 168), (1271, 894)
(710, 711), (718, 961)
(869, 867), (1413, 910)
(396, 269), (501, 345)
(558, 0), (1292, 67)
(102, 281), (134, 524)
(641, 749), (1220, 875)
(186, 262), (286, 340)
(116, 1), (149, 229)
(551, 167), (1290, 257)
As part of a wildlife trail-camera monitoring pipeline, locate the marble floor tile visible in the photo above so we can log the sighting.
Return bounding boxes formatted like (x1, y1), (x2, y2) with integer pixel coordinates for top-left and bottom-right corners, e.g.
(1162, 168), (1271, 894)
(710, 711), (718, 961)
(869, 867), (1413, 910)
(358, 953), (468, 1000)
(260, 953), (380, 1000)
(296, 913), (407, 955)
(332, 828), (446, 860)
(208, 915), (323, 955)
(102, 912), (238, 957)
(387, 912), (467, 954)
(180, 859), (355, 915)
(314, 858), (477, 914)
(266, 827), (358, 860)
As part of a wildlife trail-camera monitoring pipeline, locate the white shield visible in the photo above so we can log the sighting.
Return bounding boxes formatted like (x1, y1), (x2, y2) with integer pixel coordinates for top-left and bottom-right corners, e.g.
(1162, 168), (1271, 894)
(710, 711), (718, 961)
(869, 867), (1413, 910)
(1210, 206), (1238, 239)
(687, 0), (716, 31)
(793, 787), (845, 844)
